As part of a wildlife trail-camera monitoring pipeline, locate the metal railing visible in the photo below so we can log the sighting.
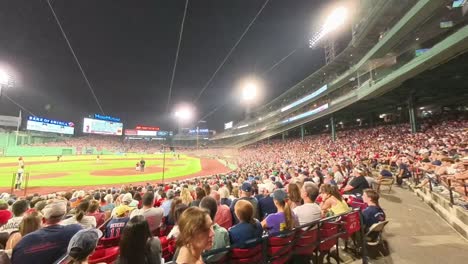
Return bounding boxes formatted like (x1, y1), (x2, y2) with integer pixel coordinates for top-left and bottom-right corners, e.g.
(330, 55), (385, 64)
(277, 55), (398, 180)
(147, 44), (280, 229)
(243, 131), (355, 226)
(200, 208), (368, 264)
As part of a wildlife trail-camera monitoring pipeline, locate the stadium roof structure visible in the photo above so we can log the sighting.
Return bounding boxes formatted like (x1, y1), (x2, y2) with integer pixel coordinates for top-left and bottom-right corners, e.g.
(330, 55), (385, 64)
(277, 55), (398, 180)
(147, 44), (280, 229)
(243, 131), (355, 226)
(241, 0), (419, 120)
(213, 0), (468, 147)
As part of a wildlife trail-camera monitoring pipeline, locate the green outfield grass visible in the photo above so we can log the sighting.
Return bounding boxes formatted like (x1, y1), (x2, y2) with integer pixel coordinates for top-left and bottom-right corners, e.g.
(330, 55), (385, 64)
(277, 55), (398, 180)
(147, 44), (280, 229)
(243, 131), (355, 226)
(0, 154), (201, 188)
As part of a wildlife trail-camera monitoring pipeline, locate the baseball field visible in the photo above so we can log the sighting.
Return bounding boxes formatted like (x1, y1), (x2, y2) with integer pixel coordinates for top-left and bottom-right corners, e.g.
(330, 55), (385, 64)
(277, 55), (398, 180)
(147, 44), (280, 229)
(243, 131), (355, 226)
(0, 154), (230, 194)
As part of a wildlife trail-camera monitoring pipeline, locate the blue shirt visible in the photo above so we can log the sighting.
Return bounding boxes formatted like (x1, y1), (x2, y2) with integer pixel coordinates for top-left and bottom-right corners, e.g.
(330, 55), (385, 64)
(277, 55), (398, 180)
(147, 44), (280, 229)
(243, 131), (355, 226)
(228, 220), (263, 247)
(258, 196), (277, 221)
(362, 206), (386, 230)
(105, 217), (129, 238)
(12, 224), (82, 264)
(161, 199), (173, 217)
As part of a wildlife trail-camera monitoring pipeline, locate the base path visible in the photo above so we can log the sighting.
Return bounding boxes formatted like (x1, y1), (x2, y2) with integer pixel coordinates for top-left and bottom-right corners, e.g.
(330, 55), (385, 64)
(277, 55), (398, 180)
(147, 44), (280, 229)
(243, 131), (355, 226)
(1, 158), (231, 195)
(350, 186), (468, 264)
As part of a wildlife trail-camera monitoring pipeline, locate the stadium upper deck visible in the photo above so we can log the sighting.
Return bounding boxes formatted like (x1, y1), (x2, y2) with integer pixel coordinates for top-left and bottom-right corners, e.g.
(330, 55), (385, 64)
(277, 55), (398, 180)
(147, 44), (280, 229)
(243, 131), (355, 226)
(212, 0), (468, 146)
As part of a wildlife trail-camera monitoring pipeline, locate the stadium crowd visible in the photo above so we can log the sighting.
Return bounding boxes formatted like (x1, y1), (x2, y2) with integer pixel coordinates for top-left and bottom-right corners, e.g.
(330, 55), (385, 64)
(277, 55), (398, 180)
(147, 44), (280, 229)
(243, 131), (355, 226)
(0, 118), (466, 263)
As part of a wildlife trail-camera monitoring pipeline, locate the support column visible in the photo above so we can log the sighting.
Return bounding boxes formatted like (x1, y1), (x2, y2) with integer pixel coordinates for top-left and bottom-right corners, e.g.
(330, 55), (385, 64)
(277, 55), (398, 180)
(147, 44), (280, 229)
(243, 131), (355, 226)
(408, 94), (418, 133)
(301, 125), (305, 142)
(282, 132), (285, 141)
(330, 116), (336, 142)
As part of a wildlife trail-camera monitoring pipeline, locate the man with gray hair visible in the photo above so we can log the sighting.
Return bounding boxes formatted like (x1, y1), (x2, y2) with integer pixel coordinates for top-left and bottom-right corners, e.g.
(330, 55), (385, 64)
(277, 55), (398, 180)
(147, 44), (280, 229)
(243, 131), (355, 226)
(293, 182), (321, 227)
(12, 200), (82, 264)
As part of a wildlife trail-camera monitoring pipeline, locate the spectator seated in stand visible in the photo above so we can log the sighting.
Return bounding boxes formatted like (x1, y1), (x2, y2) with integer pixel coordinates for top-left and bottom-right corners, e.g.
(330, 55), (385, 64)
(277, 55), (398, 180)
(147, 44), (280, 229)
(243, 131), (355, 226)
(261, 189), (298, 235)
(362, 189), (386, 231)
(129, 192), (164, 234)
(320, 184), (351, 217)
(228, 200), (263, 247)
(176, 207), (214, 264)
(294, 182), (321, 227)
(105, 205), (130, 238)
(55, 228), (103, 264)
(0, 200), (29, 235)
(61, 200), (97, 228)
(199, 196), (230, 261)
(115, 215), (161, 264)
(12, 201), (82, 264)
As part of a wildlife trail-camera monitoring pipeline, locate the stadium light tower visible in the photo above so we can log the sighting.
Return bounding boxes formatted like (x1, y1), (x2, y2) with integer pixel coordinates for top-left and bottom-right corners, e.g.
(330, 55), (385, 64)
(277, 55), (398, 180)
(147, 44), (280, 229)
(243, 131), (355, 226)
(309, 6), (349, 64)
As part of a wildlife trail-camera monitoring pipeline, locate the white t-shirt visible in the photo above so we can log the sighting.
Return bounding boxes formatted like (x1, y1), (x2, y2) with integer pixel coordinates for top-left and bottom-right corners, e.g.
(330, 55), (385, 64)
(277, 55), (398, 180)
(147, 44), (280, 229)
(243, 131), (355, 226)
(0, 216), (23, 234)
(293, 203), (321, 227)
(61, 215), (97, 228)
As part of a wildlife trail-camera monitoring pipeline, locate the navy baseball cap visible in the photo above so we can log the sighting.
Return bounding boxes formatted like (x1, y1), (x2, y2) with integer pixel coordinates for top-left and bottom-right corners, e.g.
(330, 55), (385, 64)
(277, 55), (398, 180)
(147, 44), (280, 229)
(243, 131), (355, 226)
(241, 182), (252, 192)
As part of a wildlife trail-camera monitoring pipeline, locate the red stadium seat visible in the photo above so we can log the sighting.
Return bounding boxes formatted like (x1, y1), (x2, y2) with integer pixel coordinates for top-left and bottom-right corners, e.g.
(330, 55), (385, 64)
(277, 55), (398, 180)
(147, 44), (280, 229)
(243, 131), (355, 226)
(341, 211), (361, 240)
(319, 222), (338, 252)
(317, 222), (340, 264)
(340, 210), (362, 256)
(230, 243), (263, 264)
(294, 228), (318, 256)
(88, 246), (119, 264)
(267, 232), (296, 264)
(97, 235), (121, 249)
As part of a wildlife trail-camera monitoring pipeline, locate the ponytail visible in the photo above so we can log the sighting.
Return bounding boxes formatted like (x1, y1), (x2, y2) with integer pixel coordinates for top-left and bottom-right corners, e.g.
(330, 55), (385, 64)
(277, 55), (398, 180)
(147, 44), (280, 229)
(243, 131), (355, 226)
(283, 201), (295, 231)
(76, 210), (84, 222)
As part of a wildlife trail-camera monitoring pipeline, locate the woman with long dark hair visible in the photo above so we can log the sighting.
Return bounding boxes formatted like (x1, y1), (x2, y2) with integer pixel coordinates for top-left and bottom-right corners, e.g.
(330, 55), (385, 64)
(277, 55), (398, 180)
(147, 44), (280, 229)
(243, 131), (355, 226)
(319, 184), (350, 217)
(116, 215), (161, 264)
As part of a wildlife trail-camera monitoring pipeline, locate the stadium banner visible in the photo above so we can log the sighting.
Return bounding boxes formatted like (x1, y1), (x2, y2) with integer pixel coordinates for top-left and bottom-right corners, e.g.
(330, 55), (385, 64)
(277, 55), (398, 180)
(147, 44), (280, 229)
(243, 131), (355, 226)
(124, 129), (138, 135)
(224, 121), (233, 130)
(189, 128), (209, 135)
(135, 125), (159, 131)
(83, 117), (123, 135)
(93, 114), (120, 122)
(125, 129), (172, 137)
(157, 131), (173, 137)
(137, 130), (157, 136)
(0, 115), (21, 127)
(26, 116), (75, 135)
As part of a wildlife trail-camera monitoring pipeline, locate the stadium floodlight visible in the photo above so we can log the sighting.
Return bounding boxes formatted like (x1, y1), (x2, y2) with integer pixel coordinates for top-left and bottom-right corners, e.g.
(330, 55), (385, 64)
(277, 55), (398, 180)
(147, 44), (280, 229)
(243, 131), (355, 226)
(0, 70), (8, 85)
(242, 82), (257, 102)
(309, 6), (348, 47)
(174, 105), (194, 122)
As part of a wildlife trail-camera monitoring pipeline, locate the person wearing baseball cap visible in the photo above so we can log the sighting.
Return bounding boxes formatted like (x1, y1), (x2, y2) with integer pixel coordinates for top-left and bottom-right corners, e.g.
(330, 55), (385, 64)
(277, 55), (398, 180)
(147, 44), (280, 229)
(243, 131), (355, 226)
(261, 189), (298, 235)
(229, 182), (259, 224)
(54, 228), (103, 264)
(105, 205), (131, 238)
(12, 200), (82, 264)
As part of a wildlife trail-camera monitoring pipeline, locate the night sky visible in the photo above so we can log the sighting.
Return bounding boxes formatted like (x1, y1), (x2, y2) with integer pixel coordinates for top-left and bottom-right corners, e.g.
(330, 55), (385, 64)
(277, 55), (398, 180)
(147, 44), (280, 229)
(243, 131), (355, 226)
(0, 0), (333, 132)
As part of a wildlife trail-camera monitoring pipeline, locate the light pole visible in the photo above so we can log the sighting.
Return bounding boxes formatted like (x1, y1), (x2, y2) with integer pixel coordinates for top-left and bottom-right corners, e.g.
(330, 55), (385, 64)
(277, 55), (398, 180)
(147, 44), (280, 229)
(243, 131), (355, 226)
(161, 144), (166, 184)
